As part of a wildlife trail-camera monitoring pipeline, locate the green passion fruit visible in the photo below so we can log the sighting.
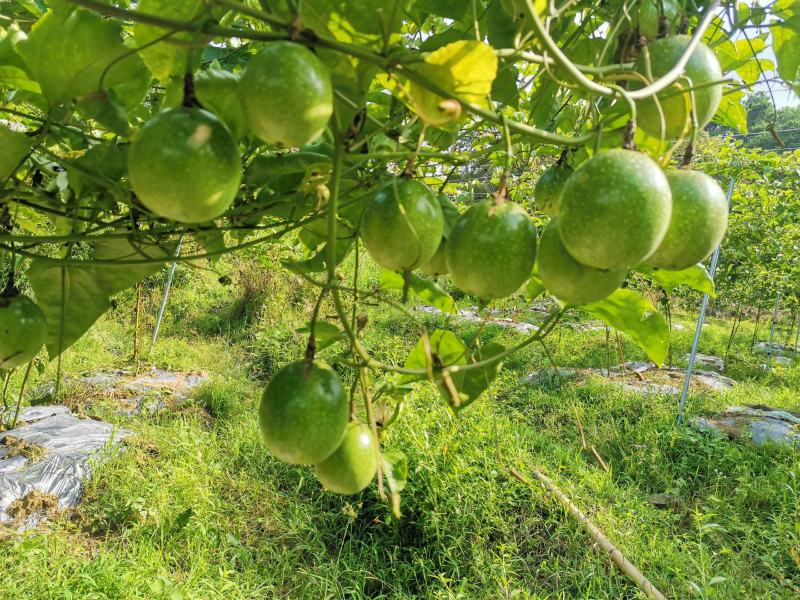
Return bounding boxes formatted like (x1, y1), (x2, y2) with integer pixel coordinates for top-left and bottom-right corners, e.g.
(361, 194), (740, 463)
(559, 149), (672, 270)
(315, 422), (377, 495)
(239, 42), (333, 147)
(645, 169), (728, 270)
(637, 0), (680, 39)
(420, 193), (460, 276)
(534, 164), (573, 217)
(362, 179), (444, 272)
(259, 360), (348, 465)
(0, 294), (47, 369)
(633, 35), (723, 140)
(446, 199), (537, 300)
(538, 219), (626, 305)
(128, 107), (241, 223)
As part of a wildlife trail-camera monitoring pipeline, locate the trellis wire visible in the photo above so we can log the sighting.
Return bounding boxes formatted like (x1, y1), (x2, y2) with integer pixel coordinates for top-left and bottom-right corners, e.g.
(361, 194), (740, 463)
(150, 236), (184, 352)
(676, 177), (735, 425)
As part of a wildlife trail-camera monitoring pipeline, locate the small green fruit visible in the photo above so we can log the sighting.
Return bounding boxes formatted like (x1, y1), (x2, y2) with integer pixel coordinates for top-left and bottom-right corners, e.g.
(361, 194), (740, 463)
(239, 42), (333, 147)
(633, 36), (723, 139)
(362, 179), (444, 272)
(259, 360), (348, 465)
(446, 199), (537, 300)
(420, 241), (449, 276)
(559, 149), (672, 270)
(645, 169), (728, 270)
(538, 219), (626, 305)
(534, 164), (573, 217)
(0, 294), (47, 369)
(128, 107), (241, 223)
(315, 422), (377, 495)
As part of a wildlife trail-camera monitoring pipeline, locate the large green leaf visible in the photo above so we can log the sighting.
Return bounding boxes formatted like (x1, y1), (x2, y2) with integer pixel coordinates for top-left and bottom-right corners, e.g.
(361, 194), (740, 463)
(773, 17), (800, 93)
(196, 68), (246, 140)
(401, 330), (467, 383)
(0, 124), (32, 180)
(133, 0), (204, 82)
(636, 264), (716, 296)
(712, 88), (747, 133)
(17, 7), (149, 107)
(581, 289), (670, 367)
(28, 236), (169, 359)
(28, 262), (112, 359)
(380, 270), (457, 315)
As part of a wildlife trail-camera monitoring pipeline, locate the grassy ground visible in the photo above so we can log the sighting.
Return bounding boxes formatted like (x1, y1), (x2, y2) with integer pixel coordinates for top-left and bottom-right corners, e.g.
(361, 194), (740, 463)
(1, 251), (798, 599)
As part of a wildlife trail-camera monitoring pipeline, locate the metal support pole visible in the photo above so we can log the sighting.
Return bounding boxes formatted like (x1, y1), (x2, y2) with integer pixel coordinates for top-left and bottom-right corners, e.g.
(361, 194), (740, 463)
(676, 177), (734, 425)
(794, 317), (800, 353)
(150, 236), (183, 351)
(766, 294), (781, 369)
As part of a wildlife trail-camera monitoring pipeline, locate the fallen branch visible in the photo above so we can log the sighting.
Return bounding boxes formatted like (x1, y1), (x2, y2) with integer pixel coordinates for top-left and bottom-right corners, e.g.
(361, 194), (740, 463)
(510, 467), (667, 600)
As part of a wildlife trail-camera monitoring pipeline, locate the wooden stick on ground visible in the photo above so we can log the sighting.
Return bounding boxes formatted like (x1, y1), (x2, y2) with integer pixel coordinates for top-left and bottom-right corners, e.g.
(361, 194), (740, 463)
(510, 467), (667, 600)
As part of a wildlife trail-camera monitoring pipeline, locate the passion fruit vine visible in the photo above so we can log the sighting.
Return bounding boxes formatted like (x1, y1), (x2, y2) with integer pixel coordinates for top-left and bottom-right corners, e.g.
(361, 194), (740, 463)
(259, 360), (348, 465)
(128, 107), (241, 224)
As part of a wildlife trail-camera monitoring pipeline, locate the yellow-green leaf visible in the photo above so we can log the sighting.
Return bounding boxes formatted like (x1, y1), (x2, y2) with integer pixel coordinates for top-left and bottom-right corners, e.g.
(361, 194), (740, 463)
(405, 40), (498, 128)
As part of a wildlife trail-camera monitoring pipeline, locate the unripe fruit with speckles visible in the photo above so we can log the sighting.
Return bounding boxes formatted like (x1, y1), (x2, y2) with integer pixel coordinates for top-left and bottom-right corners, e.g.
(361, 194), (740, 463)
(259, 360), (348, 465)
(239, 42), (333, 147)
(538, 219), (626, 304)
(534, 164), (573, 217)
(633, 35), (722, 140)
(128, 107), (241, 223)
(645, 169), (728, 270)
(446, 199), (537, 300)
(315, 422), (377, 495)
(559, 149), (672, 270)
(362, 179), (444, 272)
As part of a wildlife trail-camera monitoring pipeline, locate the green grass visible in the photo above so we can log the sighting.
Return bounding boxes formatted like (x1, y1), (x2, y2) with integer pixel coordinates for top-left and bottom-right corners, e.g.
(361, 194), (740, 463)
(1, 253), (798, 599)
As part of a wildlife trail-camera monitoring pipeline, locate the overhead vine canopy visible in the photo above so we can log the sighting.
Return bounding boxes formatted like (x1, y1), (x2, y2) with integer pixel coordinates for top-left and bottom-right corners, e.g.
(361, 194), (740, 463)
(1, 0), (798, 496)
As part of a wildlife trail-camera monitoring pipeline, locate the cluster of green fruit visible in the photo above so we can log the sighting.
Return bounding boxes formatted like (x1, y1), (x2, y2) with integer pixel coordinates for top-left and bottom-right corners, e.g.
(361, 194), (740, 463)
(259, 360), (377, 495)
(535, 149), (728, 304)
(128, 42), (333, 224)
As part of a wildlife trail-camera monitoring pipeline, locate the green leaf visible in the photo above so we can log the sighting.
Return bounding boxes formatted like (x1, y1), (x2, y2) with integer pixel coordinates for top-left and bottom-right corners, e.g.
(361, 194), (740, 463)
(405, 40), (498, 128)
(525, 266), (545, 302)
(0, 66), (41, 93)
(380, 270), (457, 315)
(0, 124), (32, 180)
(295, 320), (345, 351)
(381, 449), (408, 518)
(635, 264), (716, 296)
(712, 88), (747, 133)
(28, 262), (112, 359)
(133, 0), (204, 82)
(17, 7), (150, 107)
(773, 18), (800, 93)
(28, 236), (169, 359)
(454, 341), (505, 410)
(282, 238), (353, 275)
(581, 289), (669, 367)
(195, 68), (246, 140)
(401, 330), (467, 383)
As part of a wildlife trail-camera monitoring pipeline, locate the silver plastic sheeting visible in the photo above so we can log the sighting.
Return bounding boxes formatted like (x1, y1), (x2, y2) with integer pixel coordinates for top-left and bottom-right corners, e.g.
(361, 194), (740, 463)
(0, 405), (130, 528)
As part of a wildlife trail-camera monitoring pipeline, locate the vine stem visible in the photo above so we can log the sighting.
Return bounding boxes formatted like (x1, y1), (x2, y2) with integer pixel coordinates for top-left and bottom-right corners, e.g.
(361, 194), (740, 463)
(359, 367), (385, 501)
(9, 361), (34, 430)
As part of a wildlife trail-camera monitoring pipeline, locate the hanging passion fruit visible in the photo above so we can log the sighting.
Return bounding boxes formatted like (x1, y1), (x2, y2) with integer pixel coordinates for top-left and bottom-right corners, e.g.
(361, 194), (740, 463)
(446, 199), (537, 300)
(315, 422), (377, 495)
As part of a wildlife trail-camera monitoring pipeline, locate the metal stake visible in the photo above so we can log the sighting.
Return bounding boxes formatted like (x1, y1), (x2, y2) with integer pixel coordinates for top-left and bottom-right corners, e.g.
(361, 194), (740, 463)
(150, 236), (183, 351)
(676, 177), (734, 425)
(766, 294), (781, 370)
